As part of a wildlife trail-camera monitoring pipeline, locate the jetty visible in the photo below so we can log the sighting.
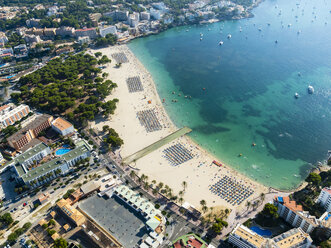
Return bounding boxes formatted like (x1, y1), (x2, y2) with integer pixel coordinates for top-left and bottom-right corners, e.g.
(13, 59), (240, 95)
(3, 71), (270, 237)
(123, 127), (192, 165)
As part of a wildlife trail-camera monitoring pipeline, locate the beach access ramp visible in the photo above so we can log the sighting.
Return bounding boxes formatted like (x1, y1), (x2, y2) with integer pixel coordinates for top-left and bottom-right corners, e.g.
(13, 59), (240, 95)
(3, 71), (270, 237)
(122, 126), (192, 165)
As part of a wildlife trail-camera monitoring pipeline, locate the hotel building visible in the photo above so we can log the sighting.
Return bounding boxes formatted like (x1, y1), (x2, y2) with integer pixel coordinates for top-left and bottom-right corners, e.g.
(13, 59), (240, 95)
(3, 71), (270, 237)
(0, 104), (30, 130)
(317, 187), (331, 212)
(6, 141), (51, 169)
(274, 196), (331, 239)
(7, 114), (53, 151)
(274, 196), (317, 234)
(12, 140), (91, 187)
(113, 184), (166, 232)
(51, 117), (75, 136)
(228, 224), (312, 248)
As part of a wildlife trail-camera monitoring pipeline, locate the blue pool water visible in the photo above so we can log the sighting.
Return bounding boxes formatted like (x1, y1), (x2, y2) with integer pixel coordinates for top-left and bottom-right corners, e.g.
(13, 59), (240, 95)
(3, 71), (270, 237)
(56, 148), (71, 156)
(250, 226), (272, 237)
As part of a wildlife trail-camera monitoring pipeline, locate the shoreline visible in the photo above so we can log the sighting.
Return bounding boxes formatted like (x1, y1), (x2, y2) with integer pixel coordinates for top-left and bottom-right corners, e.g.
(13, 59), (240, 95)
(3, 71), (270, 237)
(89, 44), (303, 210)
(119, 0), (265, 45)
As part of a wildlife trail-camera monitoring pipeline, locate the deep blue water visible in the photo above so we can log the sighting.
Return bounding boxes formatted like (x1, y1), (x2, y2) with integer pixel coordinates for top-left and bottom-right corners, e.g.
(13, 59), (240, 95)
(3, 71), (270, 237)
(128, 0), (331, 190)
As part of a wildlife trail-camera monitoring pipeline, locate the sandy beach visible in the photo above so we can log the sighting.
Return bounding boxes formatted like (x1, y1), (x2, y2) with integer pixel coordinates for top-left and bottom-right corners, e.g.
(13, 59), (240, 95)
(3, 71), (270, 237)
(90, 45), (268, 211)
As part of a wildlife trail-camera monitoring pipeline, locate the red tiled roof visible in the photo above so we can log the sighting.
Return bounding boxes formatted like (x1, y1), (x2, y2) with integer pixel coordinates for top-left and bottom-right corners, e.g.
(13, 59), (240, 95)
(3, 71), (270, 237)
(277, 196), (303, 212)
(76, 28), (96, 32)
(188, 238), (203, 248)
(322, 187), (331, 194)
(173, 241), (183, 248)
(0, 104), (9, 111)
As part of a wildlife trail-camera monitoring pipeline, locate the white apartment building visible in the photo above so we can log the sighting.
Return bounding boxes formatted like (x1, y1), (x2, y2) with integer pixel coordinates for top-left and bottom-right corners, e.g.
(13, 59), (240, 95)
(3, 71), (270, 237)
(274, 196), (317, 234)
(99, 26), (117, 37)
(6, 141), (51, 170)
(13, 140), (91, 187)
(274, 196), (331, 239)
(0, 104), (30, 130)
(150, 8), (161, 20)
(51, 117), (74, 136)
(317, 187), (331, 212)
(140, 12), (150, 20)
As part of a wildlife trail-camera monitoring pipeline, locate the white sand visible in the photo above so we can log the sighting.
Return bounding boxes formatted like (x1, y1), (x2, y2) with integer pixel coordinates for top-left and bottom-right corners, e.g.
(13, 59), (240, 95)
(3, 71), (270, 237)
(90, 45), (268, 211)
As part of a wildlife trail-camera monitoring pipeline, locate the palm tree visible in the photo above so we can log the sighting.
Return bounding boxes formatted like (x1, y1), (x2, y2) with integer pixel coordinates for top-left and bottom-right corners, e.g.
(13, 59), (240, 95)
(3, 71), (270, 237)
(152, 180), (156, 185)
(178, 197), (184, 205)
(246, 201), (251, 211)
(144, 182), (149, 190)
(130, 170), (135, 179)
(260, 193), (265, 203)
(158, 182), (164, 190)
(138, 176), (142, 184)
(182, 181), (187, 191)
(225, 208), (230, 215)
(179, 191), (184, 197)
(200, 200), (206, 212)
(202, 205), (208, 213)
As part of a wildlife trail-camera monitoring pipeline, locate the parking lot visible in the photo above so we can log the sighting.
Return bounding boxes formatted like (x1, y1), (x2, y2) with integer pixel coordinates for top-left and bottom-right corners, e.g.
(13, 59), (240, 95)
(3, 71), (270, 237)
(0, 168), (18, 202)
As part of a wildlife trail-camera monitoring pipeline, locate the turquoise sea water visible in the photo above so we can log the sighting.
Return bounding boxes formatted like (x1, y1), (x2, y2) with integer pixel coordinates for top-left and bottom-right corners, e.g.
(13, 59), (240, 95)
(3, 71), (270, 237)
(128, 0), (331, 190)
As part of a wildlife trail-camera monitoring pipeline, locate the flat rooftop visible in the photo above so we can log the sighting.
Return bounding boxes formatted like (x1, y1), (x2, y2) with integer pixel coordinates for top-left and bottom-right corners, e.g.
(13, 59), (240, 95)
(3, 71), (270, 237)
(79, 195), (149, 248)
(7, 114), (52, 143)
(8, 141), (48, 169)
(233, 225), (266, 248)
(20, 140), (91, 183)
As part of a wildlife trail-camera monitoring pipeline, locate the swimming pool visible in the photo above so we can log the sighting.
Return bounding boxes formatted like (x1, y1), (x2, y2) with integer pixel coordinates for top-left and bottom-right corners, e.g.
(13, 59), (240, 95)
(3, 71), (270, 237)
(250, 226), (272, 237)
(55, 148), (71, 156)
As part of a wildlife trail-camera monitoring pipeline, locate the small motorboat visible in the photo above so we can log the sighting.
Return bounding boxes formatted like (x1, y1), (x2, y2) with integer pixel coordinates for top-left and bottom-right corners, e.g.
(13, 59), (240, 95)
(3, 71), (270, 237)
(219, 41), (224, 45)
(227, 34), (232, 39)
(252, 143), (256, 147)
(295, 93), (299, 99)
(308, 85), (314, 94)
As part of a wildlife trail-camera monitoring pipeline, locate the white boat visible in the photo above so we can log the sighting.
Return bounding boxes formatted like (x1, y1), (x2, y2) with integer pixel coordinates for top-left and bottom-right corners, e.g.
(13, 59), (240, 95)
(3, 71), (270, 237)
(295, 93), (299, 99)
(275, 40), (278, 43)
(227, 34), (232, 39)
(288, 24), (292, 27)
(219, 41), (224, 45)
(200, 37), (203, 41)
(200, 33), (203, 37)
(308, 85), (314, 94)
